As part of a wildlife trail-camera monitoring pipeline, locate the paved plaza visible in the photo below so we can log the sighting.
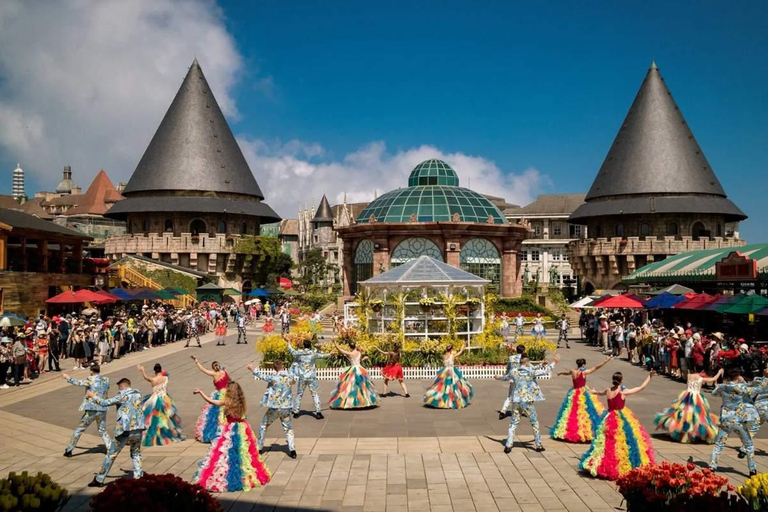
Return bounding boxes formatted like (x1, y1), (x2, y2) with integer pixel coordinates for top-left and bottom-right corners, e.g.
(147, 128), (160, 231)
(1, 326), (767, 512)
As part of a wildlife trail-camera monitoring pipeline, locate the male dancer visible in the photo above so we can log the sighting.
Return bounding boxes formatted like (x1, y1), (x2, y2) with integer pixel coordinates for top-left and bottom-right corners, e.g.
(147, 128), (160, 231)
(87, 377), (146, 487)
(185, 311), (202, 348)
(63, 365), (111, 457)
(738, 361), (768, 459)
(495, 353), (560, 453)
(709, 368), (758, 476)
(556, 313), (571, 349)
(236, 312), (247, 344)
(514, 313), (525, 339)
(248, 360), (298, 458)
(288, 338), (330, 419)
(499, 344), (525, 420)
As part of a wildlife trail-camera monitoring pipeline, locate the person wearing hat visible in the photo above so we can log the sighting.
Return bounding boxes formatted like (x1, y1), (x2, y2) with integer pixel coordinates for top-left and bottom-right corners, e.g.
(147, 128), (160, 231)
(11, 334), (28, 386)
(36, 331), (50, 375)
(0, 337), (12, 389)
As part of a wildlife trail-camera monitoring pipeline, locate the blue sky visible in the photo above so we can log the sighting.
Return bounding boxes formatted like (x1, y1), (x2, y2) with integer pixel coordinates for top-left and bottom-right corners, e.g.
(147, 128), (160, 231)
(1, 1), (766, 238)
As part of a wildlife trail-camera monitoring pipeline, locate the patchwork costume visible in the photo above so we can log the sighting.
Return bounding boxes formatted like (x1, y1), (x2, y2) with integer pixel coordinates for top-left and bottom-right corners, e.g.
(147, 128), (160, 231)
(65, 374), (112, 453)
(551, 368), (605, 442)
(709, 381), (759, 473)
(288, 345), (330, 415)
(253, 368), (297, 452)
(499, 354), (521, 415)
(500, 362), (555, 449)
(194, 371), (230, 443)
(579, 389), (655, 480)
(653, 375), (719, 443)
(92, 387), (146, 484)
(142, 377), (185, 446)
(423, 353), (473, 409)
(748, 376), (768, 436)
(329, 351), (379, 409)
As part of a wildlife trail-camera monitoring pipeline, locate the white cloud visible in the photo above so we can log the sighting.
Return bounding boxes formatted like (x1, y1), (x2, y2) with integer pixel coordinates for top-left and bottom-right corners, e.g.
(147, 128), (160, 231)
(240, 139), (550, 217)
(0, 0), (243, 187)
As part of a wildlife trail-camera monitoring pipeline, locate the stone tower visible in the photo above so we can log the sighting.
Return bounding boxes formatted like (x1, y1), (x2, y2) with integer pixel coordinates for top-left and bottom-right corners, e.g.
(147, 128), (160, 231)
(12, 163), (24, 201)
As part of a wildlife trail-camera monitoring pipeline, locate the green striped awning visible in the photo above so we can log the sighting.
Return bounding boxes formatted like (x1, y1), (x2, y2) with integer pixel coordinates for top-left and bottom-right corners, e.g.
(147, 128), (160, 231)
(624, 243), (768, 284)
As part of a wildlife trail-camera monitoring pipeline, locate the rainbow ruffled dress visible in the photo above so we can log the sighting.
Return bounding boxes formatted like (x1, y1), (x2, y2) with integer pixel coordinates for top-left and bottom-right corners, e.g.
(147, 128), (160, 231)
(142, 378), (185, 447)
(551, 370), (605, 442)
(579, 391), (654, 480)
(329, 352), (379, 409)
(653, 375), (718, 443)
(195, 371), (230, 443)
(194, 414), (271, 492)
(423, 355), (473, 409)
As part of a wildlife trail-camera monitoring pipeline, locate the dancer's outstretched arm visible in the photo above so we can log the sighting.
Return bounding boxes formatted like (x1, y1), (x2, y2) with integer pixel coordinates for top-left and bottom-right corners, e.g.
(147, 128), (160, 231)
(623, 371), (656, 396)
(193, 388), (223, 406)
(700, 368), (724, 385)
(191, 355), (216, 376)
(584, 356), (613, 375)
(137, 365), (153, 384)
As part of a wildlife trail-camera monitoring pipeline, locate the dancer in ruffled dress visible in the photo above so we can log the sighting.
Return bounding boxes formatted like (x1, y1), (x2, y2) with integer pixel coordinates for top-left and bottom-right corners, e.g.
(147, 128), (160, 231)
(653, 368), (722, 443)
(531, 313), (546, 341)
(191, 355), (230, 443)
(376, 344), (409, 398)
(709, 368), (759, 476)
(262, 315), (274, 334)
(551, 357), (611, 443)
(138, 363), (185, 446)
(329, 341), (379, 409)
(193, 381), (271, 492)
(579, 371), (656, 480)
(423, 343), (473, 409)
(214, 318), (227, 346)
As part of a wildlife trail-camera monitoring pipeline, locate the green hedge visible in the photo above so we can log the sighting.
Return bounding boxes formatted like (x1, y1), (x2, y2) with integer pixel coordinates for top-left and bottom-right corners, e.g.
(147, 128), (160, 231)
(495, 297), (552, 316)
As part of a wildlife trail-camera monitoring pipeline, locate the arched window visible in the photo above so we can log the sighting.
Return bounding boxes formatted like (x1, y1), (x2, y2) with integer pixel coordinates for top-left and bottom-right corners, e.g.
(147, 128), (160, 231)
(595, 225), (603, 237)
(141, 219), (149, 233)
(390, 237), (442, 267)
(241, 222), (248, 235)
(190, 219), (207, 236)
(164, 219), (174, 232)
(716, 224), (722, 237)
(217, 220), (227, 234)
(691, 221), (707, 241)
(352, 239), (374, 295)
(615, 224), (624, 238)
(460, 238), (501, 293)
(667, 222), (679, 237)
(640, 224), (651, 239)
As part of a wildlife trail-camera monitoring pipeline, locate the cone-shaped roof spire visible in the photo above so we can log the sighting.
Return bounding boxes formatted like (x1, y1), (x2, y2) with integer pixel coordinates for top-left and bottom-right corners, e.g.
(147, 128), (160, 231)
(571, 63), (745, 222)
(313, 195), (333, 223)
(121, 59), (264, 199)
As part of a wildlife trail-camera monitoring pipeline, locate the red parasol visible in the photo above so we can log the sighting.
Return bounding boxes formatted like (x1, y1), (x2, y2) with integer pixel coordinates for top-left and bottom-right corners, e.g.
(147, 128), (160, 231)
(278, 277), (293, 289)
(673, 293), (719, 310)
(46, 289), (106, 304)
(591, 293), (646, 309)
(93, 290), (118, 304)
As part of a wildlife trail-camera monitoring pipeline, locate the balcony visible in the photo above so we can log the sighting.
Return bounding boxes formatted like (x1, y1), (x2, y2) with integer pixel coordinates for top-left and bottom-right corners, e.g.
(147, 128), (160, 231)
(569, 236), (746, 257)
(105, 233), (242, 255)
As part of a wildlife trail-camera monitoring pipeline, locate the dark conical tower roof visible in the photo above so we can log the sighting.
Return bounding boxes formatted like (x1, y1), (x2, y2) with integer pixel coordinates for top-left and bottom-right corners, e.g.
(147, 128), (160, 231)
(570, 63), (745, 222)
(122, 59), (262, 198)
(105, 59), (279, 222)
(313, 195), (333, 223)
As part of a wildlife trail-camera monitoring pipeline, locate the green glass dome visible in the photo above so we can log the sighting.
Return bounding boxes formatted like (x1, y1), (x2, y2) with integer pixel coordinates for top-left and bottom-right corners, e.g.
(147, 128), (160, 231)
(408, 159), (460, 187)
(356, 159), (507, 224)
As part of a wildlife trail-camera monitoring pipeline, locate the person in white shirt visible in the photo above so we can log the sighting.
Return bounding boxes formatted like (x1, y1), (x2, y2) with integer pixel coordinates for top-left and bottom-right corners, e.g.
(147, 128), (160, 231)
(556, 314), (570, 349)
(514, 313), (525, 339)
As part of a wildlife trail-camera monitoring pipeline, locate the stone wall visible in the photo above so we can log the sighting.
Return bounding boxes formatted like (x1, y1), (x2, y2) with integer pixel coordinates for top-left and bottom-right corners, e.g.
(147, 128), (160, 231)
(126, 213), (260, 237)
(585, 213), (732, 240)
(0, 272), (94, 317)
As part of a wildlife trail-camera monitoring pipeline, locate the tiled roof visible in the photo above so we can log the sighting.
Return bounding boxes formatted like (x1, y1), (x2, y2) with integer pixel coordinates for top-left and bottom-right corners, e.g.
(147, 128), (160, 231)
(280, 219), (298, 236)
(12, 197), (53, 219)
(505, 194), (586, 215)
(0, 195), (20, 209)
(66, 170), (124, 216)
(0, 208), (91, 239)
(43, 194), (80, 207)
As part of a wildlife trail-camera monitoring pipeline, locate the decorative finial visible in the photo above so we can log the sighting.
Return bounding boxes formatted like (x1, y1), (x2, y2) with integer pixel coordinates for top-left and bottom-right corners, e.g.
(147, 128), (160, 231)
(650, 60), (657, 70)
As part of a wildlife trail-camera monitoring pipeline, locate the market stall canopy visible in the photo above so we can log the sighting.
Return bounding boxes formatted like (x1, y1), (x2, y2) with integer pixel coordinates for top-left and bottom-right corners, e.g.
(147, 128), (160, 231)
(717, 294), (768, 315)
(570, 296), (596, 309)
(196, 283), (224, 292)
(281, 288), (300, 296)
(223, 288), (243, 296)
(46, 289), (106, 304)
(624, 243), (768, 284)
(0, 315), (25, 327)
(645, 292), (686, 309)
(109, 288), (137, 301)
(591, 293), (646, 309)
(248, 288), (270, 297)
(703, 293), (746, 312)
(673, 293), (718, 310)
(160, 287), (182, 296)
(648, 284), (695, 295)
(278, 277), (293, 289)
(93, 290), (118, 304)
(362, 255), (489, 288)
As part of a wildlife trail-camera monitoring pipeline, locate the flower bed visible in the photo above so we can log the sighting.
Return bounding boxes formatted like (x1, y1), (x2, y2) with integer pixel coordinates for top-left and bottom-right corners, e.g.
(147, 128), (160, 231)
(738, 472), (768, 510)
(616, 462), (746, 511)
(256, 365), (552, 380)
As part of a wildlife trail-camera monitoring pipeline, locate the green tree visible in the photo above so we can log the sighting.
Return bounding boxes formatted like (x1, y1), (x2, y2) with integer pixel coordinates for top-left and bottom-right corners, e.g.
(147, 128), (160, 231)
(298, 248), (329, 291)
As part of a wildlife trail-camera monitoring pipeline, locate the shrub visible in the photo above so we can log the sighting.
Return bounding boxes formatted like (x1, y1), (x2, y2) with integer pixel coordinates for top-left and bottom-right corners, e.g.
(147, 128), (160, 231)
(495, 297), (552, 316)
(0, 471), (68, 512)
(89, 473), (223, 512)
(517, 335), (556, 361)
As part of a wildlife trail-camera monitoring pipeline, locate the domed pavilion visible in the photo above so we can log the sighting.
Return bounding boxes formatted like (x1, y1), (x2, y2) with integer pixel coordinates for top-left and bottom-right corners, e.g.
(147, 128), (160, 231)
(337, 159), (530, 297)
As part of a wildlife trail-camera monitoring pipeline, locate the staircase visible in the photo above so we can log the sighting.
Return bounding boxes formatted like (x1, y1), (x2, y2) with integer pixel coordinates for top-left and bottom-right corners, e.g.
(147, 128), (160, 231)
(116, 265), (197, 309)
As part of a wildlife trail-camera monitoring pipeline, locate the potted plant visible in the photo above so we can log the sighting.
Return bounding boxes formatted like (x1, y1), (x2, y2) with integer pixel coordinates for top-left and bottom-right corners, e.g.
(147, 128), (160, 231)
(370, 298), (384, 313)
(0, 471), (68, 512)
(419, 297), (436, 312)
(465, 297), (481, 312)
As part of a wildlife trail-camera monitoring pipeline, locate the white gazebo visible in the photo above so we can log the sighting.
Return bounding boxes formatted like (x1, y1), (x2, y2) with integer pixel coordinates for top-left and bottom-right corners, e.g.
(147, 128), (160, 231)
(344, 255), (489, 344)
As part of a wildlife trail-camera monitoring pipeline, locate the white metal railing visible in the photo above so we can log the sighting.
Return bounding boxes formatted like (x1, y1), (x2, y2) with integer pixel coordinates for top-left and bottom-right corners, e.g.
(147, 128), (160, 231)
(254, 365), (551, 380)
